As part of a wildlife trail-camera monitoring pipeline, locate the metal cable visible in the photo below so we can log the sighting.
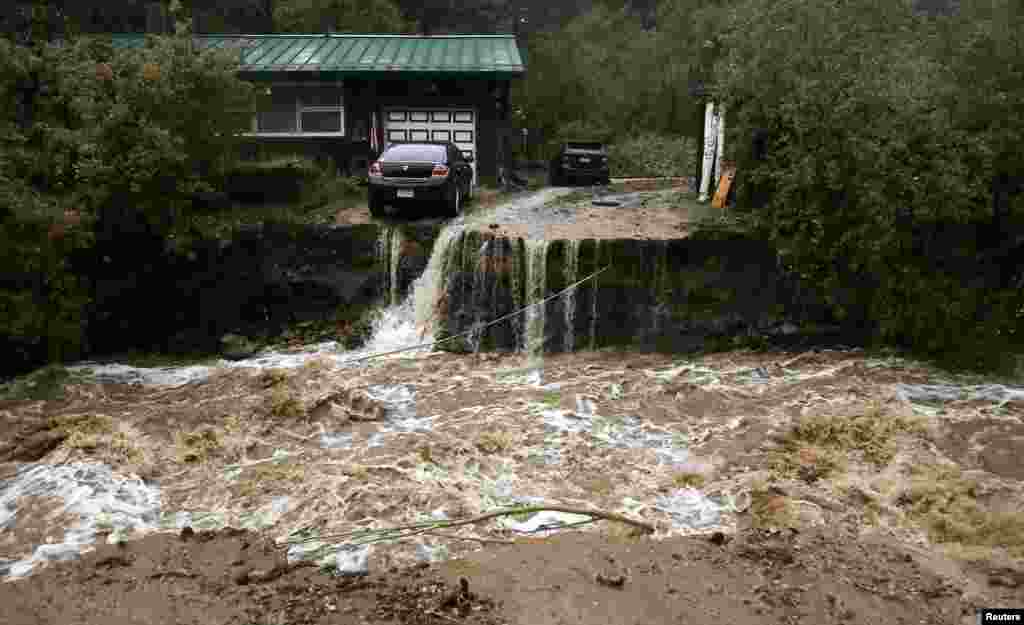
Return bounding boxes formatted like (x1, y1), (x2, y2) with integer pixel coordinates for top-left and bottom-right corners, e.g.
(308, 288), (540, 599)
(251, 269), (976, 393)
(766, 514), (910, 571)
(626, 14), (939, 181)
(337, 264), (609, 365)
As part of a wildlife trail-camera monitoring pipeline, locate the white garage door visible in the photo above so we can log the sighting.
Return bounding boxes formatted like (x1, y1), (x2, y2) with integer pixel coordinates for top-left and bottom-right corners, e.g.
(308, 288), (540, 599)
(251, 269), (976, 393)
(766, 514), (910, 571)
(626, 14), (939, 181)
(384, 108), (477, 186)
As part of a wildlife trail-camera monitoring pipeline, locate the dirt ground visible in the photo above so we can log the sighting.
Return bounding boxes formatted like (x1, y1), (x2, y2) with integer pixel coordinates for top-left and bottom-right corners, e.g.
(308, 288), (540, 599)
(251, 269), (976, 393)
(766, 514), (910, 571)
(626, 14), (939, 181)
(2, 348), (1024, 624)
(334, 178), (707, 242)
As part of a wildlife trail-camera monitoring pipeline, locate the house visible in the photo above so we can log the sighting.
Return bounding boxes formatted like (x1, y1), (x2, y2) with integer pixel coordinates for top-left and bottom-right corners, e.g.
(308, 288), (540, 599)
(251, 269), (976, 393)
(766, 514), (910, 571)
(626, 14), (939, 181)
(110, 33), (526, 186)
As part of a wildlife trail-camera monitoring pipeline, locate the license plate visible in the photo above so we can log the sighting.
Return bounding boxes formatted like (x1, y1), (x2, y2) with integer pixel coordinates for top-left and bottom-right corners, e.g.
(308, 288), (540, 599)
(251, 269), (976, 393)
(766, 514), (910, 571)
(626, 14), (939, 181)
(578, 157), (591, 163)
(396, 189), (414, 198)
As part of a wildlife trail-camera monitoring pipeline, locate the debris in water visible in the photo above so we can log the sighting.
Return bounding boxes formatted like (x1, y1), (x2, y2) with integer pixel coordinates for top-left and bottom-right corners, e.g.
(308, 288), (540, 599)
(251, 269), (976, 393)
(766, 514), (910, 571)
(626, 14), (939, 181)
(336, 543), (371, 576)
(654, 488), (727, 531)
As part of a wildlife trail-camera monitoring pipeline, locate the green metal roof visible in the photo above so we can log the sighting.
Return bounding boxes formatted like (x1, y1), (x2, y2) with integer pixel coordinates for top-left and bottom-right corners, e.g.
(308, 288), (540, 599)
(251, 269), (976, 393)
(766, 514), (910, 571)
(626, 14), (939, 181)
(109, 34), (525, 79)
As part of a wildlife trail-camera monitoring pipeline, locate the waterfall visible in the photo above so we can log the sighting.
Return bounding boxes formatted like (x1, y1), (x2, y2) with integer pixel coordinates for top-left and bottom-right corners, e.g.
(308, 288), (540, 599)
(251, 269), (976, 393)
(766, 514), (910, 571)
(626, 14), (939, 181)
(376, 225), (403, 307)
(411, 224), (464, 341)
(590, 240), (602, 351)
(466, 234), (490, 352)
(563, 239), (580, 353)
(523, 239), (549, 363)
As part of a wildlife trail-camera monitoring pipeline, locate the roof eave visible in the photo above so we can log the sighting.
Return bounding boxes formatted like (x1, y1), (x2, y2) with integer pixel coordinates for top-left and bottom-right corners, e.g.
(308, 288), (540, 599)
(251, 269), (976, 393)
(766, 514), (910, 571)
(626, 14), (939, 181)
(238, 69), (525, 81)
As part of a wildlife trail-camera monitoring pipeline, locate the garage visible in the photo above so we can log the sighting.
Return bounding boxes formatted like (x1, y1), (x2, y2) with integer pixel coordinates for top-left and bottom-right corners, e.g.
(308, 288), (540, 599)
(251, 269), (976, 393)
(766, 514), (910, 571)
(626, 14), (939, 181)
(112, 33), (523, 185)
(384, 108), (477, 186)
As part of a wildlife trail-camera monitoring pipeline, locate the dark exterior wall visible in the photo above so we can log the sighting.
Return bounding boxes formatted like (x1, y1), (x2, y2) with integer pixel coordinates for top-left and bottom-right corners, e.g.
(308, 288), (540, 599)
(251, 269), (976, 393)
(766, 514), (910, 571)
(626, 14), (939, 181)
(236, 136), (369, 175)
(235, 77), (513, 181)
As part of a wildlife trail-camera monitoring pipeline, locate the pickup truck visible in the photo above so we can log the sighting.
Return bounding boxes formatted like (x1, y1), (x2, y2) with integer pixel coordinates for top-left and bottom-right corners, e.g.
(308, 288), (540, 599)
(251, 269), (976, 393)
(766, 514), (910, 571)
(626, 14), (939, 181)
(549, 141), (611, 186)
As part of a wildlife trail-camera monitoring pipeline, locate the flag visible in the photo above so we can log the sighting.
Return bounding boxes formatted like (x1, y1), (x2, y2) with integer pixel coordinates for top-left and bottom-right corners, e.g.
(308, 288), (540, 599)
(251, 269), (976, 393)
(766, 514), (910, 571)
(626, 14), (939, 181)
(369, 111), (379, 155)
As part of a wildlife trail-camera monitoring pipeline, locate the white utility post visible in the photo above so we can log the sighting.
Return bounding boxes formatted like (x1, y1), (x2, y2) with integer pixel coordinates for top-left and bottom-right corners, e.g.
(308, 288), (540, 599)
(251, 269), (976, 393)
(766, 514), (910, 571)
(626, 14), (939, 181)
(715, 103), (725, 196)
(698, 101), (718, 202)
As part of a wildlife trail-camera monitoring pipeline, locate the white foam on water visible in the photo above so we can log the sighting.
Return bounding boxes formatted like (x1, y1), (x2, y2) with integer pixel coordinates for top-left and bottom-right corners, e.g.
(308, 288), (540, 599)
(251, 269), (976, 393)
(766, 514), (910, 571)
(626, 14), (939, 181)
(654, 488), (727, 531)
(64, 362), (217, 387)
(896, 382), (1024, 406)
(336, 543), (372, 575)
(523, 239), (549, 368)
(563, 239), (580, 353)
(377, 225), (404, 307)
(0, 462), (162, 581)
(540, 407), (690, 468)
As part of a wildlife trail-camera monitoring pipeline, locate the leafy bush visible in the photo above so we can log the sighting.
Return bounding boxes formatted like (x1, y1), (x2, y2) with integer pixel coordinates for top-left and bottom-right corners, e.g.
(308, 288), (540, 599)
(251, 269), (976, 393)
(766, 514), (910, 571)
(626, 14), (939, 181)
(607, 133), (695, 178)
(714, 0), (1024, 372)
(0, 31), (259, 373)
(226, 155), (324, 204)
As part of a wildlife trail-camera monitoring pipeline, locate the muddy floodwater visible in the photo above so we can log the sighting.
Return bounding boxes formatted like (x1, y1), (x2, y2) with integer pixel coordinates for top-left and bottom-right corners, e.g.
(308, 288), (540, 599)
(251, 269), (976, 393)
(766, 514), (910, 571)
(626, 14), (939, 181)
(1, 185), (1023, 625)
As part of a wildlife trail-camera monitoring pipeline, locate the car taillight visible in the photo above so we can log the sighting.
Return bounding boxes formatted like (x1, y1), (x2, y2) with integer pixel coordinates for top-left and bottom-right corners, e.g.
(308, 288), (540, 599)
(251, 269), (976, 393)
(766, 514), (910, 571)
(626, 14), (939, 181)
(369, 161), (382, 177)
(431, 164), (449, 177)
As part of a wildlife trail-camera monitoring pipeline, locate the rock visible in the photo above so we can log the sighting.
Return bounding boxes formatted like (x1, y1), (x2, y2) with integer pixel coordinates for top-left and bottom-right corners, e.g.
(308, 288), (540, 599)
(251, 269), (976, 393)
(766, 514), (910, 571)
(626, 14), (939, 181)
(220, 333), (258, 360)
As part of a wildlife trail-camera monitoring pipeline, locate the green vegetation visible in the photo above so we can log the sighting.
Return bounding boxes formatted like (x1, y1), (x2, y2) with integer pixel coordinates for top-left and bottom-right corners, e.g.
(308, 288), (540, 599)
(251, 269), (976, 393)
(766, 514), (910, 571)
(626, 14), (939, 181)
(713, 0), (1024, 372)
(257, 368), (290, 388)
(518, 0), (1023, 372)
(671, 471), (707, 489)
(898, 464), (1024, 558)
(475, 429), (514, 454)
(607, 134), (695, 179)
(174, 427), (224, 464)
(267, 386), (305, 420)
(235, 459), (307, 497)
(0, 12), (259, 368)
(770, 405), (922, 481)
(0, 365), (74, 400)
(274, 0), (412, 33)
(748, 486), (797, 530)
(50, 413), (114, 452)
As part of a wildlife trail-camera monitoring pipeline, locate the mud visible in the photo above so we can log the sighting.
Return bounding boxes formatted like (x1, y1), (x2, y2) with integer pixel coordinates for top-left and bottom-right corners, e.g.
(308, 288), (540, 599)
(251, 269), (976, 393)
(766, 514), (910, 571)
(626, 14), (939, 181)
(2, 348), (1024, 624)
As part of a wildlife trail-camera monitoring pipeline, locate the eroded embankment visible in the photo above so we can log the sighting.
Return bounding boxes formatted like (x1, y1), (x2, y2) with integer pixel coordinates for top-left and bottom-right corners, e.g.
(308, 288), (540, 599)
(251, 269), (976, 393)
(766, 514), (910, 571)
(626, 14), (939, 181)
(431, 229), (853, 355)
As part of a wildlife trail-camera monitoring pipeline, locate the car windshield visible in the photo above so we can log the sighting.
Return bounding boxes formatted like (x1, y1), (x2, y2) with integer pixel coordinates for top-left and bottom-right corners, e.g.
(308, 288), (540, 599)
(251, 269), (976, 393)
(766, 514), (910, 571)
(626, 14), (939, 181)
(566, 142), (604, 151)
(382, 144), (446, 162)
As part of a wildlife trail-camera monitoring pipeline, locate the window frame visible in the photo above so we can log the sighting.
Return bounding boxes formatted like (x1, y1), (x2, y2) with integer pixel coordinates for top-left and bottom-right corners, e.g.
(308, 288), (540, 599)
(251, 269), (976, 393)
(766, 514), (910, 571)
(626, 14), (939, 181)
(244, 82), (346, 137)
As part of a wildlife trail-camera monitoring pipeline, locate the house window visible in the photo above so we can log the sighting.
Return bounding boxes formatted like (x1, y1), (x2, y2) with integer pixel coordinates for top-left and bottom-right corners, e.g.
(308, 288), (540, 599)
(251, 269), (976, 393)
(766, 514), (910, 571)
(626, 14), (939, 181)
(249, 85), (345, 136)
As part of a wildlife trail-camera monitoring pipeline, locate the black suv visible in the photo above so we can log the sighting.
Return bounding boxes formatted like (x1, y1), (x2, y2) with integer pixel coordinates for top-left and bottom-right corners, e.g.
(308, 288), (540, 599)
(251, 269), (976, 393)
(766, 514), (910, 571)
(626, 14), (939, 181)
(368, 142), (474, 218)
(549, 141), (610, 186)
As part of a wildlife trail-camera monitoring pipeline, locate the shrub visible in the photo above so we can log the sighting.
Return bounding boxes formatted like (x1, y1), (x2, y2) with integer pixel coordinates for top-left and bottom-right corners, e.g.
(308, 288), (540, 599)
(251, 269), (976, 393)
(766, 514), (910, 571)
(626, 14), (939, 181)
(607, 133), (695, 178)
(226, 155), (324, 204)
(0, 32), (259, 372)
(714, 0), (1024, 372)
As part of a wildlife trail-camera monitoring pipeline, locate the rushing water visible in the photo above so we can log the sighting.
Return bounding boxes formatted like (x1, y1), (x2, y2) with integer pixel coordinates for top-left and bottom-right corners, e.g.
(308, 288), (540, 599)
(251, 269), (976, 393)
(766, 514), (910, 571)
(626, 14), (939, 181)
(523, 239), (549, 364)
(376, 225), (405, 308)
(563, 239), (580, 353)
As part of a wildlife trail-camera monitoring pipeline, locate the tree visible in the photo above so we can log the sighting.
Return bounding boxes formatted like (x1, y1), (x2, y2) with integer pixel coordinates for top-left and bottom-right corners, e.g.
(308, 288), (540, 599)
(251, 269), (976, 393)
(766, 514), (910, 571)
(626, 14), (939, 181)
(712, 0), (1023, 369)
(274, 0), (411, 33)
(0, 28), (260, 364)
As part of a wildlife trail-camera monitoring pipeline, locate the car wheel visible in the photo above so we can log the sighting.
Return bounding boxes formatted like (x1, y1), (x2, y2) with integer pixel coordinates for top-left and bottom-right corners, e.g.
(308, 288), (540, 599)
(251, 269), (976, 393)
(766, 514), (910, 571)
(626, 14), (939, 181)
(549, 168), (562, 187)
(368, 191), (386, 218)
